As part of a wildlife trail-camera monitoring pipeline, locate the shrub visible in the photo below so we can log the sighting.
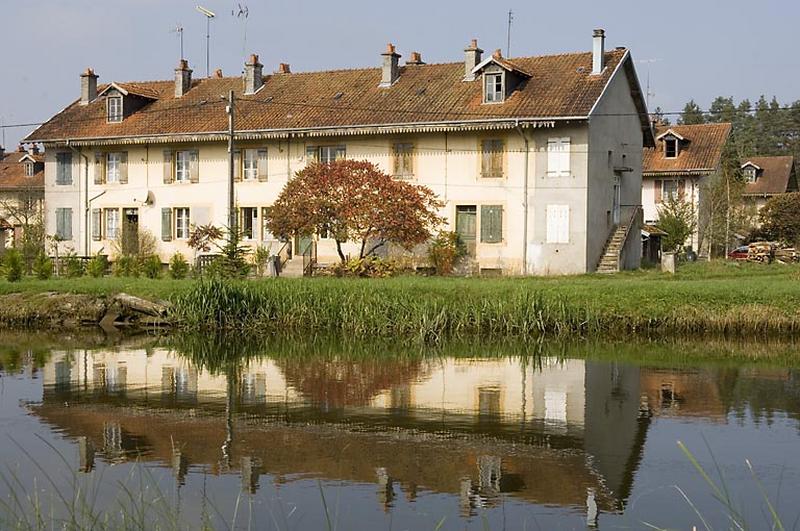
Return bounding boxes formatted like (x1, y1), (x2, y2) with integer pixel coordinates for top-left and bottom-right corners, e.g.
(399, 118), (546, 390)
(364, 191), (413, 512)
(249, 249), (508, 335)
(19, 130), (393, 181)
(169, 253), (190, 279)
(4, 249), (23, 282)
(428, 231), (467, 275)
(760, 192), (800, 245)
(330, 256), (398, 278)
(32, 252), (53, 280)
(64, 253), (85, 278)
(658, 196), (697, 253)
(252, 245), (273, 277)
(142, 255), (163, 279)
(86, 254), (108, 278)
(113, 255), (140, 277)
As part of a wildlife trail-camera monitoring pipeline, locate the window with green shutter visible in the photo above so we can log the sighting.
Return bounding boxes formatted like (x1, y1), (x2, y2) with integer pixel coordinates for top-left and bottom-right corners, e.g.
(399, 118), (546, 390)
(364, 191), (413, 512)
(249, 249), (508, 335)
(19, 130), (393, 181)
(161, 208), (173, 241)
(55, 208), (73, 240)
(480, 205), (503, 243)
(56, 153), (73, 185)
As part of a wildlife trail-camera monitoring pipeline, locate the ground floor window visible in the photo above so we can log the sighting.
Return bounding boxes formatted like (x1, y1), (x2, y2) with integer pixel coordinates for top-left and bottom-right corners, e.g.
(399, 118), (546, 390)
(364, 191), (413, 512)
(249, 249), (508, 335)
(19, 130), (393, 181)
(55, 208), (73, 240)
(546, 204), (570, 244)
(175, 208), (190, 239)
(261, 207), (275, 241)
(241, 207), (257, 239)
(105, 208), (120, 241)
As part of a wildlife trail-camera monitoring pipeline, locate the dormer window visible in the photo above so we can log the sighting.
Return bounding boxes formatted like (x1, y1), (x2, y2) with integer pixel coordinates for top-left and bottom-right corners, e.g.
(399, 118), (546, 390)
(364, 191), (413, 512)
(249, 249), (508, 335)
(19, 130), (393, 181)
(107, 96), (123, 123)
(664, 137), (678, 158)
(24, 162), (34, 176)
(743, 166), (758, 183)
(484, 73), (504, 103)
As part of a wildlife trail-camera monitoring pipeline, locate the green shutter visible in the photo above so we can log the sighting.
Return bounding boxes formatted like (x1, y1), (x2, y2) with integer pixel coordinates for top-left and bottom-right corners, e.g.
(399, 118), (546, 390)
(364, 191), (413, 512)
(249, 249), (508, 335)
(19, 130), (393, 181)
(64, 208), (73, 240)
(480, 205), (502, 243)
(189, 150), (200, 183)
(257, 148), (268, 182)
(161, 208), (173, 241)
(306, 146), (317, 163)
(94, 152), (105, 184)
(233, 149), (242, 182)
(335, 146), (346, 160)
(92, 209), (102, 241)
(119, 152), (128, 184)
(163, 150), (174, 184)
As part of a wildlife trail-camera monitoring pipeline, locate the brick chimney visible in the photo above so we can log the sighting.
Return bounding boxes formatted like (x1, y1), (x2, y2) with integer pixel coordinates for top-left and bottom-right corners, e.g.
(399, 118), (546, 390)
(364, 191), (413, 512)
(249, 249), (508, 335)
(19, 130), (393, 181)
(592, 29), (606, 74)
(463, 39), (483, 81)
(175, 59), (192, 97)
(213, 68), (224, 78)
(406, 52), (425, 65)
(244, 54), (264, 94)
(276, 63), (291, 74)
(379, 43), (401, 88)
(80, 68), (98, 105)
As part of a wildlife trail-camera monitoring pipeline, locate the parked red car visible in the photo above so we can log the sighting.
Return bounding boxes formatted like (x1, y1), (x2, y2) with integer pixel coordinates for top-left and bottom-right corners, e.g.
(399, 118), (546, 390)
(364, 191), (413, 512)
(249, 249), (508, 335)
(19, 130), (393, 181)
(727, 246), (749, 261)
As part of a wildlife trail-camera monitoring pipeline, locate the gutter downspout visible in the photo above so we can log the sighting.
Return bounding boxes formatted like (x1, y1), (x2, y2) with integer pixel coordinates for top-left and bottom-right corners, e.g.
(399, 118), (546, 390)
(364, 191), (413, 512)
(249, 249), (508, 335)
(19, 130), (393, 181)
(67, 142), (90, 257)
(514, 121), (530, 275)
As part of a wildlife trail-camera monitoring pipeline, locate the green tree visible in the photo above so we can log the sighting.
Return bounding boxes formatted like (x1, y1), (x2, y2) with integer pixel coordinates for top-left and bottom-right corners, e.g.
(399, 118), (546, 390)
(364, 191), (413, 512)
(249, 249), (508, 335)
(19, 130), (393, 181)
(657, 196), (697, 252)
(678, 99), (705, 125)
(759, 192), (800, 245)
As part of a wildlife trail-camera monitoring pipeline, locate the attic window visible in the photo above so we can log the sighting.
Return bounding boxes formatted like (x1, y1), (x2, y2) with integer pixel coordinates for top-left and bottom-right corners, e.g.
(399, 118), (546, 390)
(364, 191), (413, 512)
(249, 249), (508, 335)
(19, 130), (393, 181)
(24, 162), (34, 177)
(333, 92), (344, 100)
(664, 137), (678, 158)
(744, 166), (757, 183)
(484, 72), (504, 103)
(107, 96), (123, 123)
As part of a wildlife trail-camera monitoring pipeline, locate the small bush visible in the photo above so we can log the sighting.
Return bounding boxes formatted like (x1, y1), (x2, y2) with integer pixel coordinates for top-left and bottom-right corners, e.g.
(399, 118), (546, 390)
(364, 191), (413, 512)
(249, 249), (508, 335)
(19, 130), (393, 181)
(330, 256), (398, 278)
(113, 255), (140, 277)
(32, 252), (53, 280)
(252, 245), (273, 276)
(64, 253), (85, 278)
(169, 253), (190, 279)
(142, 255), (163, 279)
(428, 231), (467, 275)
(4, 249), (23, 282)
(86, 254), (108, 278)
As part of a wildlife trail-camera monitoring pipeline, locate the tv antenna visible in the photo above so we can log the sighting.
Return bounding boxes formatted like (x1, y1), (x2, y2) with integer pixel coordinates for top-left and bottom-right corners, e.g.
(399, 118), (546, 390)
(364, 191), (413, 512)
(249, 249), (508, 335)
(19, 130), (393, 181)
(196, 5), (216, 77)
(233, 3), (250, 60)
(171, 24), (185, 61)
(635, 58), (662, 108)
(506, 9), (514, 57)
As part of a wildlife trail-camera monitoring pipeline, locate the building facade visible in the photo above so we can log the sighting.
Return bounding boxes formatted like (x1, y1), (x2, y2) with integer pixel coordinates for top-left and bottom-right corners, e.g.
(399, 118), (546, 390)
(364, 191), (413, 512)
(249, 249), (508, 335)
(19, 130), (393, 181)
(741, 156), (797, 218)
(27, 30), (652, 275)
(0, 146), (44, 249)
(642, 123), (732, 254)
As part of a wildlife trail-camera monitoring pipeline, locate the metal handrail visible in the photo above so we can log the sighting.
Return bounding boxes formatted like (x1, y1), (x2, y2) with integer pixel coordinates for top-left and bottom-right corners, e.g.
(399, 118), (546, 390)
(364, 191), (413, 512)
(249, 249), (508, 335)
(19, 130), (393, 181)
(276, 241), (292, 272)
(301, 240), (317, 277)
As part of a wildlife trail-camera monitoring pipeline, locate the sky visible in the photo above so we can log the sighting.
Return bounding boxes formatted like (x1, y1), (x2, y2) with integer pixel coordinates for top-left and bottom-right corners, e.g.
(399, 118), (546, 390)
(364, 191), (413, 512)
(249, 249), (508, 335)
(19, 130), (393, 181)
(1, 0), (798, 148)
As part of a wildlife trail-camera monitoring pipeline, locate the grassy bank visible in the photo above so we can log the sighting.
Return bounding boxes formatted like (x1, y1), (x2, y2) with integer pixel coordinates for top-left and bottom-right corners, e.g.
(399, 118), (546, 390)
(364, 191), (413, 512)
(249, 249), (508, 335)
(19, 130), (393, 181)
(0, 261), (799, 338)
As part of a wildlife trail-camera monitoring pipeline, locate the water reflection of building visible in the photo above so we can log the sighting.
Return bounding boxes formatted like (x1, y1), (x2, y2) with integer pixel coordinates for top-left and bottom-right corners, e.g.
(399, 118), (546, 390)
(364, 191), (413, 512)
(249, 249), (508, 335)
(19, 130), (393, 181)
(33, 348), (651, 516)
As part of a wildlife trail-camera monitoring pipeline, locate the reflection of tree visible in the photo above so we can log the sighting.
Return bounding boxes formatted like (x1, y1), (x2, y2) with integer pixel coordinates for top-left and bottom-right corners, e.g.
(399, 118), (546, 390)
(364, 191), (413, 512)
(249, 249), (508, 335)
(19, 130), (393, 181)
(277, 356), (428, 409)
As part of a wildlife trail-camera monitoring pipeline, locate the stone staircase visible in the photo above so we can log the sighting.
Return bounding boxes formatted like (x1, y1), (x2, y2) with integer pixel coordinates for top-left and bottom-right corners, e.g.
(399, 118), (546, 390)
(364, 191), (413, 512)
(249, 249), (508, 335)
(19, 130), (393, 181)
(597, 224), (629, 273)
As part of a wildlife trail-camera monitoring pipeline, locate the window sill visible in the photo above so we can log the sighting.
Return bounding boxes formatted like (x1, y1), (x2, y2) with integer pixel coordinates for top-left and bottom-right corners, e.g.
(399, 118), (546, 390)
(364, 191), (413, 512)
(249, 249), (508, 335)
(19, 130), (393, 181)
(480, 174), (505, 179)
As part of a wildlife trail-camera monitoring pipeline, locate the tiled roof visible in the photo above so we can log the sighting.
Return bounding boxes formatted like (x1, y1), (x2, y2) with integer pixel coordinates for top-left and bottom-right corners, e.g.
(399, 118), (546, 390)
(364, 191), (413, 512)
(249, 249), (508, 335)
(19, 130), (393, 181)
(26, 49), (637, 144)
(643, 123), (732, 176)
(0, 150), (44, 191)
(742, 156), (796, 196)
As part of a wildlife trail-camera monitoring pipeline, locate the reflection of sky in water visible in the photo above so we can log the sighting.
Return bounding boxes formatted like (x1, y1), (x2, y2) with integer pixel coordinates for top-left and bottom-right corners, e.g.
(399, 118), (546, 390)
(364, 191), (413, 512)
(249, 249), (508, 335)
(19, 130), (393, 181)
(1, 342), (799, 529)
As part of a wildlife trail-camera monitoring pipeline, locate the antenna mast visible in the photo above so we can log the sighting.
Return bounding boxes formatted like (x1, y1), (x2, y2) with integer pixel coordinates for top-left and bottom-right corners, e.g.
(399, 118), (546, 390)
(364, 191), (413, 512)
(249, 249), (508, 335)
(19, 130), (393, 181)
(196, 5), (216, 77)
(172, 25), (185, 61)
(506, 9), (514, 57)
(234, 4), (250, 61)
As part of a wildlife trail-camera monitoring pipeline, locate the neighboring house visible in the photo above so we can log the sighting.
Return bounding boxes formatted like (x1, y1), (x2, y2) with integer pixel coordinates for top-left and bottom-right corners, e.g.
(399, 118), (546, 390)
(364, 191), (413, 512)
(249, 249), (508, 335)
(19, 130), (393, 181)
(0, 145), (45, 249)
(642, 123), (732, 253)
(26, 29), (652, 275)
(741, 156), (797, 218)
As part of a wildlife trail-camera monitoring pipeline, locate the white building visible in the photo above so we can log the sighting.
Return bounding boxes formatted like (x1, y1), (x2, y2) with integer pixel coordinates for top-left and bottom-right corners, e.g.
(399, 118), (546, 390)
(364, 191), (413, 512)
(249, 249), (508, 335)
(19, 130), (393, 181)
(27, 29), (652, 275)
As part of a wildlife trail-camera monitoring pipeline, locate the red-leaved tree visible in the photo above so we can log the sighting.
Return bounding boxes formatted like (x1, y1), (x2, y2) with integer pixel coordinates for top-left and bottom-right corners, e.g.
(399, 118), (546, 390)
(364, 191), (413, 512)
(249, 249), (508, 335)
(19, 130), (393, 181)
(266, 160), (444, 262)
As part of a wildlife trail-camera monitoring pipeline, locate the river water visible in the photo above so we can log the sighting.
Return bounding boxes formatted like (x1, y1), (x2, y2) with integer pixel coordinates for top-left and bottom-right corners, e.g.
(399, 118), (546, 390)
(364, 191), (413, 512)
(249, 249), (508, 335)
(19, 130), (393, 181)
(0, 333), (798, 530)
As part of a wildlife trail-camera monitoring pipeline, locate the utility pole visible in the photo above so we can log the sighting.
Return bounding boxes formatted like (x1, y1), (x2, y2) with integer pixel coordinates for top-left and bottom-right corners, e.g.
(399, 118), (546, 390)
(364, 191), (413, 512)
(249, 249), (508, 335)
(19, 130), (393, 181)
(506, 10), (514, 57)
(226, 90), (236, 233)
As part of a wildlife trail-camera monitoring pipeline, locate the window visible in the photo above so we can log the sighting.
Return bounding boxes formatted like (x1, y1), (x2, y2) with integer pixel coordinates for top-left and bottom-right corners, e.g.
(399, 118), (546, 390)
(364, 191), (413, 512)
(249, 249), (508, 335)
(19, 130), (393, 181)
(744, 166), (757, 183)
(106, 152), (122, 183)
(241, 207), (257, 239)
(546, 204), (570, 244)
(481, 139), (504, 178)
(175, 207), (190, 239)
(56, 152), (72, 185)
(175, 151), (191, 182)
(484, 73), (504, 103)
(24, 162), (34, 177)
(480, 205), (503, 243)
(243, 149), (258, 180)
(107, 96), (123, 123)
(307, 145), (346, 164)
(664, 137), (678, 158)
(392, 142), (414, 179)
(547, 138), (571, 177)
(55, 208), (73, 240)
(105, 208), (120, 240)
(662, 180), (680, 201)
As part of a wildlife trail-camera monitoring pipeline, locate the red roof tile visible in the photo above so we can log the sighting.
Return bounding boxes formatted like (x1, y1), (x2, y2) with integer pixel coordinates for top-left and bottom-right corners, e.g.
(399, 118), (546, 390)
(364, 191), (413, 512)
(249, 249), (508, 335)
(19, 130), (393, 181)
(26, 49), (637, 144)
(643, 123), (732, 176)
(742, 156), (796, 196)
(0, 150), (44, 191)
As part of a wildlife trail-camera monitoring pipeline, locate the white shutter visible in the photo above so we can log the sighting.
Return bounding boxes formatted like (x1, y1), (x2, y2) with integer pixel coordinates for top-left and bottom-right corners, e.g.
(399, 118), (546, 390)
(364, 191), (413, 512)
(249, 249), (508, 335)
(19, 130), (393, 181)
(558, 137), (571, 176)
(546, 205), (569, 244)
(546, 137), (571, 177)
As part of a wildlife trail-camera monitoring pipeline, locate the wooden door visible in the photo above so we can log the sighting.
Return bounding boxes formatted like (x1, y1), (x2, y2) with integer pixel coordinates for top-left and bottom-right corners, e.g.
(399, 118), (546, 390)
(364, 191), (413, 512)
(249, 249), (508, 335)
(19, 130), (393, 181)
(456, 205), (477, 257)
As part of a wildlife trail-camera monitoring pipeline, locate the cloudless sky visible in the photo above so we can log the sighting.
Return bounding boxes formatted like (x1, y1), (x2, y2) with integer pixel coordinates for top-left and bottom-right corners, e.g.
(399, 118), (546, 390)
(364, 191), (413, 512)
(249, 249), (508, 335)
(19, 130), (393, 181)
(2, 0), (798, 148)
